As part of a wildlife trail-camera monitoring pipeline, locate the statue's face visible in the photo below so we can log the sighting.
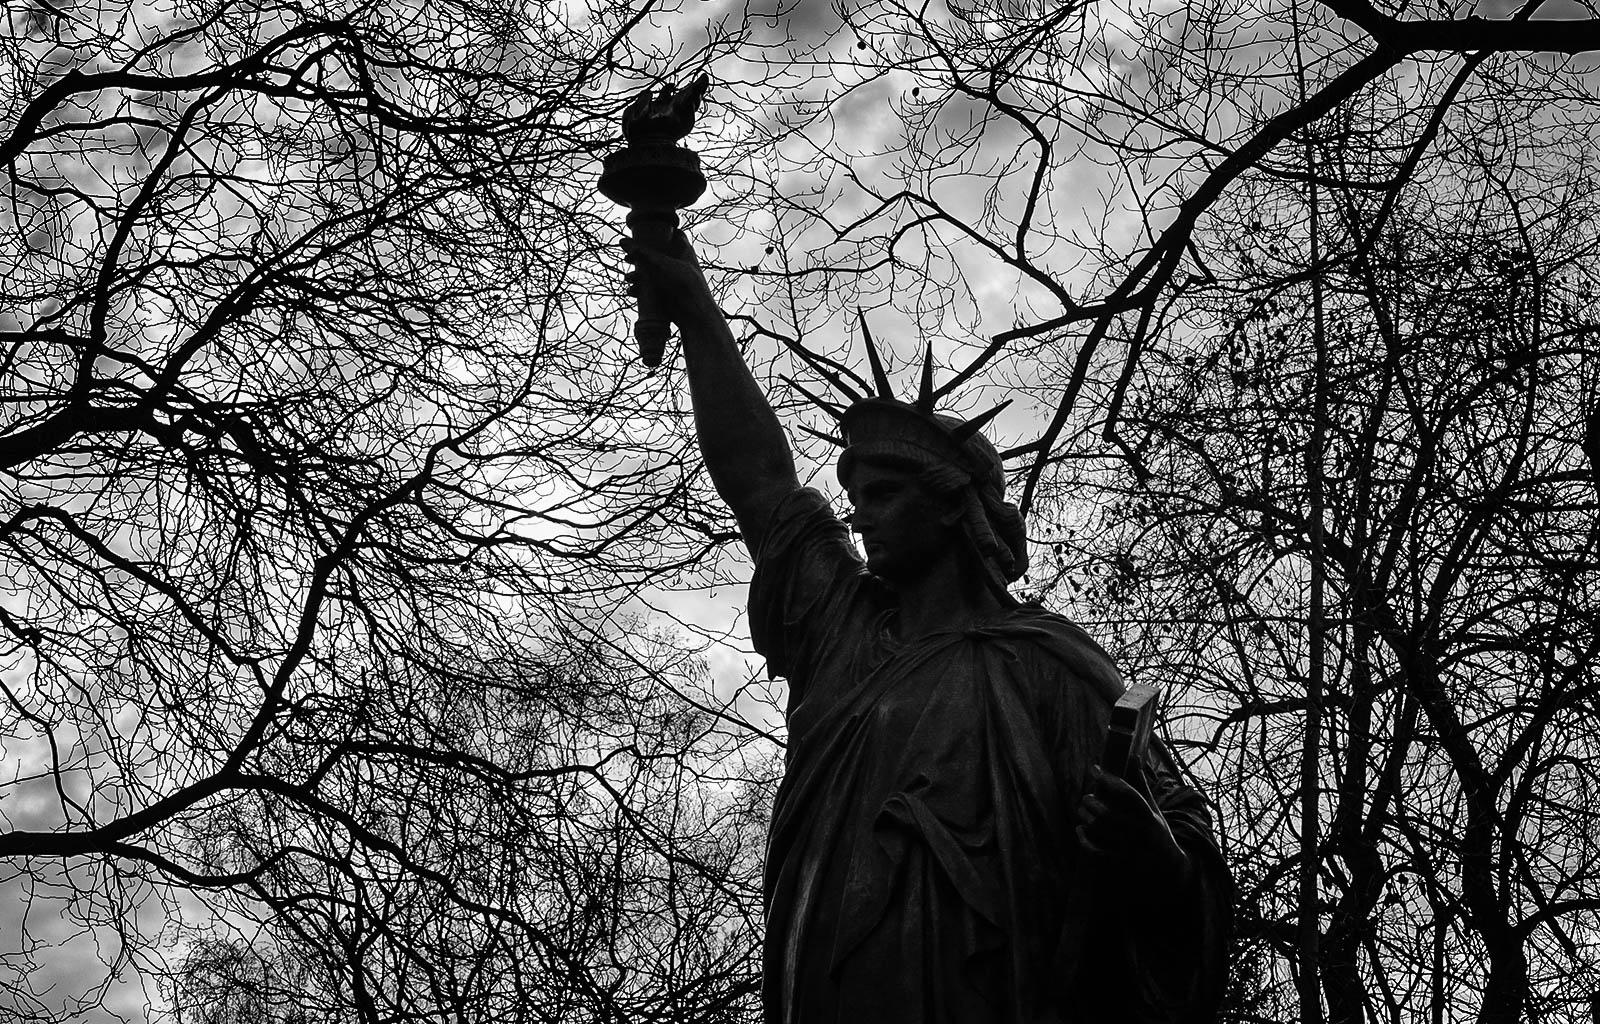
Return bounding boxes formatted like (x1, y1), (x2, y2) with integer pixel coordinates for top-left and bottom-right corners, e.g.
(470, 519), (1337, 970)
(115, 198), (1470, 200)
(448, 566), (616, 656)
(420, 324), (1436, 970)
(844, 461), (962, 584)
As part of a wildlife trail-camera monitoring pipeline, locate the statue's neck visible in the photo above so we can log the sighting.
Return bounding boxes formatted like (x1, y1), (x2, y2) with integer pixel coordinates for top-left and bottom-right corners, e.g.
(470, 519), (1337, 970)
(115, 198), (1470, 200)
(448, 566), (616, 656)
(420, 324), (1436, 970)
(884, 555), (1003, 641)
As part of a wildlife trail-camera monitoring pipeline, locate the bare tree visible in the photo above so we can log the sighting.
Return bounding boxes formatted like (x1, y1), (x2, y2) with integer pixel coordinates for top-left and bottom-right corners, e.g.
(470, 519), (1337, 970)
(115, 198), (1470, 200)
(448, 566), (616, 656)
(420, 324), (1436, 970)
(700, 2), (1600, 1022)
(1051, 156), (1600, 1022)
(1, 0), (775, 1019)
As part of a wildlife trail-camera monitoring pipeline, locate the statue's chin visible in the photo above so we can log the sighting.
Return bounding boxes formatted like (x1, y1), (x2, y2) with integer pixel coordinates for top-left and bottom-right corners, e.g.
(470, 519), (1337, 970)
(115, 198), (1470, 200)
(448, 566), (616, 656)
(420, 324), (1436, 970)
(863, 554), (907, 586)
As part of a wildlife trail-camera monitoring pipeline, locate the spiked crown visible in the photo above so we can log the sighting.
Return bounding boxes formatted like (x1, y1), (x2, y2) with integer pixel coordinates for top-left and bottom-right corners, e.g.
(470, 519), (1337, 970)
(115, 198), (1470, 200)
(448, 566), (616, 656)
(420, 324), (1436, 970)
(787, 312), (1012, 491)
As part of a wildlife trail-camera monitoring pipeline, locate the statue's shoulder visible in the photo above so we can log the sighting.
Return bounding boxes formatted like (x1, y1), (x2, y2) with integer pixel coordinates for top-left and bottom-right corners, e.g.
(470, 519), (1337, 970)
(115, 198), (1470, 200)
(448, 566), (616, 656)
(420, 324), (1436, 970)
(988, 603), (1125, 707)
(990, 603), (1114, 661)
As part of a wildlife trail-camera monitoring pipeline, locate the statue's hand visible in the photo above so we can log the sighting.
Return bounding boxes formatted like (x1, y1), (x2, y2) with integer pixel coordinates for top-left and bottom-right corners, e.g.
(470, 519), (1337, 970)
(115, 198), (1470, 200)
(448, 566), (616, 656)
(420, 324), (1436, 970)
(621, 231), (719, 332)
(1076, 766), (1193, 903)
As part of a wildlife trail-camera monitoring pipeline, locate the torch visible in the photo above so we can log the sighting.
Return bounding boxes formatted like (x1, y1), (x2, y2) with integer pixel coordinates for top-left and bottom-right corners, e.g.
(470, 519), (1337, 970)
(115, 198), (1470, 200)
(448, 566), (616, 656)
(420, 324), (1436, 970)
(599, 75), (709, 367)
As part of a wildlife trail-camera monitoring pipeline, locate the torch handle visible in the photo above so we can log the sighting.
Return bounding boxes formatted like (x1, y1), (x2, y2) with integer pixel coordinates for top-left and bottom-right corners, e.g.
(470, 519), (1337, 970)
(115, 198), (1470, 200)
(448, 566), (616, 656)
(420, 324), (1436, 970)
(626, 208), (679, 368)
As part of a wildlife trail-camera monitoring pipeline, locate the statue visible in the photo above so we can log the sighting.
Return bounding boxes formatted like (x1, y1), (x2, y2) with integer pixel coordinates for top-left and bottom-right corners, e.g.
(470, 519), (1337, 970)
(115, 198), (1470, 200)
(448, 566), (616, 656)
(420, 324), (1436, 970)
(610, 81), (1231, 1024)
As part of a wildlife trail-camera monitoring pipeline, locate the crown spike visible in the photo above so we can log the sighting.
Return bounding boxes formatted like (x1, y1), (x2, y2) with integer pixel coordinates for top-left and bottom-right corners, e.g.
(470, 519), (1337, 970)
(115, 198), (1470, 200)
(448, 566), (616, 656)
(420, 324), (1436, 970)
(786, 343), (867, 404)
(798, 425), (847, 447)
(916, 343), (937, 415)
(832, 371), (869, 404)
(858, 309), (895, 400)
(781, 376), (847, 420)
(949, 399), (1013, 444)
(806, 363), (866, 405)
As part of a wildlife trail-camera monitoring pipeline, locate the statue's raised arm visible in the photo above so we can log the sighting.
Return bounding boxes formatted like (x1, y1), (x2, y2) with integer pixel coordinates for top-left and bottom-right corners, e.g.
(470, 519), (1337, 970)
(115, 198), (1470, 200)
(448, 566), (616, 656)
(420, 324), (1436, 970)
(621, 235), (798, 551)
(604, 76), (797, 550)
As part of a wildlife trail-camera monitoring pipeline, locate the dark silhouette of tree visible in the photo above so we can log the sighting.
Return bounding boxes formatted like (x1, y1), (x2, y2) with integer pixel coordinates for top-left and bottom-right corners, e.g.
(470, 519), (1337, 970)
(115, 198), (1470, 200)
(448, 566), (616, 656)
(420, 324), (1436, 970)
(1052, 174), (1600, 1022)
(725, 0), (1600, 498)
(710, 3), (1600, 1022)
(1, 1), (773, 1020)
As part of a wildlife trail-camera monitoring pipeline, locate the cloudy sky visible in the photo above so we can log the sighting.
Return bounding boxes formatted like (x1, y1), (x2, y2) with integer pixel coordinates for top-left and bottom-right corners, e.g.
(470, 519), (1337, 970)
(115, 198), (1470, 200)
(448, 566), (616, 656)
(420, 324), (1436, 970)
(15, 0), (1589, 1017)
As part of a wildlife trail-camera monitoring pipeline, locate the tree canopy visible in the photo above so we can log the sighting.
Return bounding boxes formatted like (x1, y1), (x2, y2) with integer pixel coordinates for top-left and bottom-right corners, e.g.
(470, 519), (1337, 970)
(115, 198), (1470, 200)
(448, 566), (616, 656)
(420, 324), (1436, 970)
(1, 0), (767, 1018)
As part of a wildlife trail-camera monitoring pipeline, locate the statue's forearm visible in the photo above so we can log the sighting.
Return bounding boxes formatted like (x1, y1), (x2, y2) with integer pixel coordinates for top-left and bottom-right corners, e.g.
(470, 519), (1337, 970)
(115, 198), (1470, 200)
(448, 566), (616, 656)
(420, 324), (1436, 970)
(679, 306), (798, 544)
(618, 231), (799, 545)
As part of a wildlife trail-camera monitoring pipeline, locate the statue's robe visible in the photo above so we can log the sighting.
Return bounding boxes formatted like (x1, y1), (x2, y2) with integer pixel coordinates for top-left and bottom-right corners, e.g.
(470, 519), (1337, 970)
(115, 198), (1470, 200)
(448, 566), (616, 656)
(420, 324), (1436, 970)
(750, 489), (1231, 1024)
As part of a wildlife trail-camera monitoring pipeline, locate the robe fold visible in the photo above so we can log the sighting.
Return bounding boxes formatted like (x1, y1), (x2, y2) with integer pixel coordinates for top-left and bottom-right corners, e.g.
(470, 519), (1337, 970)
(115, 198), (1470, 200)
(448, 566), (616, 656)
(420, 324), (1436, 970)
(750, 488), (1230, 1024)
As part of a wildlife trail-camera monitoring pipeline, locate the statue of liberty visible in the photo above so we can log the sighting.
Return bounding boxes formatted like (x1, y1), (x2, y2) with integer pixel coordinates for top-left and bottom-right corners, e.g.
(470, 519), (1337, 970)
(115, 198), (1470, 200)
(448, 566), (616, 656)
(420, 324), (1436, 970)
(620, 200), (1231, 1024)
